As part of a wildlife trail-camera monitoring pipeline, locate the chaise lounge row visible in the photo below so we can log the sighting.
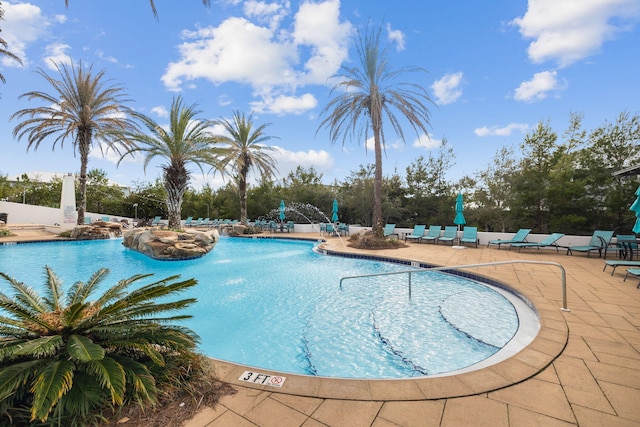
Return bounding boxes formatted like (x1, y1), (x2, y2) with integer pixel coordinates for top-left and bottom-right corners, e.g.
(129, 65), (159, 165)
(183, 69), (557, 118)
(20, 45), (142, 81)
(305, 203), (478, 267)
(394, 224), (479, 247)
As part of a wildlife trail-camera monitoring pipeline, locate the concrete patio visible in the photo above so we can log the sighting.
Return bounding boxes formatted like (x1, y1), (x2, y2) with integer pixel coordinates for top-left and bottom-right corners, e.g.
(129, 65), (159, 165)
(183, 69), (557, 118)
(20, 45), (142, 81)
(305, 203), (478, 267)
(2, 229), (639, 426)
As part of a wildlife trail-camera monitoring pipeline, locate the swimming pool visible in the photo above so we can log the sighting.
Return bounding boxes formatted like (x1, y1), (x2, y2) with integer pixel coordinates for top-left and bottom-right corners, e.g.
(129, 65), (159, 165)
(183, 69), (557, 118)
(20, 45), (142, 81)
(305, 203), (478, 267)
(0, 237), (539, 379)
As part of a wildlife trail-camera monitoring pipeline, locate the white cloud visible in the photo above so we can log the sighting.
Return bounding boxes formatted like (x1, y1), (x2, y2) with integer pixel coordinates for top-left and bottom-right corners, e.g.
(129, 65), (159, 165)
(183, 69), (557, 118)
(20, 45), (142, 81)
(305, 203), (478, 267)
(2, 2), (49, 67)
(151, 105), (169, 118)
(412, 133), (442, 150)
(161, 0), (351, 112)
(512, 0), (640, 67)
(513, 70), (564, 102)
(431, 72), (464, 105)
(474, 123), (530, 137)
(271, 146), (334, 179)
(250, 93), (317, 115)
(43, 43), (72, 69)
(386, 23), (405, 51)
(243, 0), (288, 29)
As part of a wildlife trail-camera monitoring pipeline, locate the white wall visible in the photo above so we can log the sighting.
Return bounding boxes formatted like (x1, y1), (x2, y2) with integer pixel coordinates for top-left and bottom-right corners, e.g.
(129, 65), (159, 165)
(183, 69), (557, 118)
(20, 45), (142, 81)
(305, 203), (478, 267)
(0, 201), (133, 227)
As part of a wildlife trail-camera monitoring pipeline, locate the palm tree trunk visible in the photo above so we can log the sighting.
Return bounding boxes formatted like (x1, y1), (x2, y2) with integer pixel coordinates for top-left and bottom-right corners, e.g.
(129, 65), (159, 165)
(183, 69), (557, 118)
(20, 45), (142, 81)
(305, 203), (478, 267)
(238, 158), (250, 225)
(372, 126), (383, 237)
(165, 161), (187, 229)
(77, 132), (91, 226)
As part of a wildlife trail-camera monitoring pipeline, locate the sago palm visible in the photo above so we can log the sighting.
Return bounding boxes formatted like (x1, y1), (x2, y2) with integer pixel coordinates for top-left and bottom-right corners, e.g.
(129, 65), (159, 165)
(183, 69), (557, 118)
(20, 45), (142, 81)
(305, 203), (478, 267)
(318, 25), (434, 237)
(120, 96), (220, 229)
(213, 111), (279, 225)
(0, 266), (199, 425)
(11, 61), (139, 225)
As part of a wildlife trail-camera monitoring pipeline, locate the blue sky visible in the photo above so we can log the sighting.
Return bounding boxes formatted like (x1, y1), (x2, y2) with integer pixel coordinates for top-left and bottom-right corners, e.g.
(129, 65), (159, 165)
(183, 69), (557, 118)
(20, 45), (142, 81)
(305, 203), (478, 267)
(1, 0), (639, 190)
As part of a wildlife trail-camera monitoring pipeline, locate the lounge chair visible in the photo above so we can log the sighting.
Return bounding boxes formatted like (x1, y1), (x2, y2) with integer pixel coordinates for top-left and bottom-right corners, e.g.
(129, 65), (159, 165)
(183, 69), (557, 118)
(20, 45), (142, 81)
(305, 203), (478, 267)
(623, 268), (640, 288)
(487, 229), (531, 249)
(510, 233), (565, 252)
(192, 217), (203, 228)
(603, 260), (640, 275)
(151, 216), (162, 227)
(565, 230), (614, 258)
(421, 225), (442, 244)
(199, 218), (210, 228)
(458, 226), (479, 247)
(383, 224), (397, 237)
(603, 235), (638, 260)
(183, 216), (193, 227)
(437, 226), (458, 245)
(84, 216), (92, 225)
(404, 225), (426, 243)
(101, 216), (111, 222)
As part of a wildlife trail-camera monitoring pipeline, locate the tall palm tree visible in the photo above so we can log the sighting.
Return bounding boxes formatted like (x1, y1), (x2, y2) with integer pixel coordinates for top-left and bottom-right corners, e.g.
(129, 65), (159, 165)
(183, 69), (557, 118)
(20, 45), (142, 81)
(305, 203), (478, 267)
(213, 111), (279, 225)
(318, 25), (434, 237)
(11, 61), (139, 225)
(0, 267), (199, 425)
(121, 96), (219, 229)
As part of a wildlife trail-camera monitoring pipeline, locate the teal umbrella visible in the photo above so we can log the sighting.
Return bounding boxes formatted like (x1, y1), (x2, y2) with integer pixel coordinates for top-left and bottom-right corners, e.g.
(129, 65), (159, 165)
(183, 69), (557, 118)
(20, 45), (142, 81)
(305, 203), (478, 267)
(279, 199), (286, 221)
(631, 186), (640, 234)
(331, 199), (339, 222)
(454, 194), (466, 230)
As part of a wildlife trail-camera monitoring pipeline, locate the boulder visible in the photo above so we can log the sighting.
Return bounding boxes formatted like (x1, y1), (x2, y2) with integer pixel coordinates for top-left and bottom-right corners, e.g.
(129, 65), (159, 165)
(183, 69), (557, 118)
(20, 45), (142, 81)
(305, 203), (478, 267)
(71, 220), (123, 240)
(122, 227), (219, 260)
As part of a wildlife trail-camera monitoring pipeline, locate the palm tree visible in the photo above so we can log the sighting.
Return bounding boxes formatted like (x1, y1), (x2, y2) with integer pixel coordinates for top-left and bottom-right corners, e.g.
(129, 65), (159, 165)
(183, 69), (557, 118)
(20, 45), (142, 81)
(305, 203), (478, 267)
(11, 61), (139, 225)
(0, 4), (22, 84)
(0, 267), (199, 425)
(121, 96), (219, 229)
(213, 111), (279, 225)
(63, 0), (211, 19)
(318, 25), (434, 237)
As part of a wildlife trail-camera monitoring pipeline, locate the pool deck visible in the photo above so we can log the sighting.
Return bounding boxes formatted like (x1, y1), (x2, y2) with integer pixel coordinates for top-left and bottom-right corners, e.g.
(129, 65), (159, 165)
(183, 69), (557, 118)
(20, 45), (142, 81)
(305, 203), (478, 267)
(2, 229), (640, 426)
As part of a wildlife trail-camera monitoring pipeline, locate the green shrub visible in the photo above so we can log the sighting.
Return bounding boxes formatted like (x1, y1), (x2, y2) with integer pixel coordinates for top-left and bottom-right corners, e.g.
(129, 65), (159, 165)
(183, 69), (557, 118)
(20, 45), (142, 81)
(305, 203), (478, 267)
(0, 267), (200, 426)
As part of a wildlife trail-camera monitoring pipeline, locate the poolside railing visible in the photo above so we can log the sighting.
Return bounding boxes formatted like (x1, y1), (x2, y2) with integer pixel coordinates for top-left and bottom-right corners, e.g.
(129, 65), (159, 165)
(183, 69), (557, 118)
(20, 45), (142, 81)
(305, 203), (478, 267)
(339, 260), (570, 312)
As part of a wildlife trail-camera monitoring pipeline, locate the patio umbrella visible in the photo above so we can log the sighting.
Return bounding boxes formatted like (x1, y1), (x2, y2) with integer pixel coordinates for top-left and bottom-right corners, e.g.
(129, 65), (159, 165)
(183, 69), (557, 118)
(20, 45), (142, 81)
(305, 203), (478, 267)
(631, 185), (640, 234)
(279, 199), (286, 221)
(454, 193), (466, 231)
(331, 198), (339, 222)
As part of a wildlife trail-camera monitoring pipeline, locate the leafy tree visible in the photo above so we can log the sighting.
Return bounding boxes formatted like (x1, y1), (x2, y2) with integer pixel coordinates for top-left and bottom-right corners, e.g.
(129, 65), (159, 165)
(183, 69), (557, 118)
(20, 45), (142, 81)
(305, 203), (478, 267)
(510, 121), (558, 233)
(404, 140), (455, 225)
(318, 24), (434, 237)
(337, 165), (376, 226)
(473, 146), (518, 232)
(120, 96), (219, 229)
(11, 61), (138, 225)
(213, 111), (279, 225)
(580, 111), (640, 231)
(0, 267), (199, 425)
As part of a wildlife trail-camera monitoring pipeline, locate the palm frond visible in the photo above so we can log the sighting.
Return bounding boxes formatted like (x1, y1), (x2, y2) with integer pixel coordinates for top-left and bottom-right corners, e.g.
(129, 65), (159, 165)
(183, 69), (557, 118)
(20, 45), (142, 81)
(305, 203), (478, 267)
(0, 359), (43, 400)
(12, 335), (64, 359)
(82, 357), (126, 405)
(30, 359), (75, 422)
(67, 267), (109, 305)
(0, 272), (47, 313)
(67, 335), (105, 362)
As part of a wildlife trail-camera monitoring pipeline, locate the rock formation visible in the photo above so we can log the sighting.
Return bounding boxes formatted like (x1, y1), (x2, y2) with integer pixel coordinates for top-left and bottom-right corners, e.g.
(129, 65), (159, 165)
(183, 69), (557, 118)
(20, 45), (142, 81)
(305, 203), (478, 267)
(71, 220), (123, 240)
(122, 227), (219, 260)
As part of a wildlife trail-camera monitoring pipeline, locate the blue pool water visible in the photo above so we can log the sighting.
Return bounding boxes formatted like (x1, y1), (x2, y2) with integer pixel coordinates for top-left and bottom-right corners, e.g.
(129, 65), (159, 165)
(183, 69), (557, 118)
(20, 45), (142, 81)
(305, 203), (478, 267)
(0, 237), (534, 379)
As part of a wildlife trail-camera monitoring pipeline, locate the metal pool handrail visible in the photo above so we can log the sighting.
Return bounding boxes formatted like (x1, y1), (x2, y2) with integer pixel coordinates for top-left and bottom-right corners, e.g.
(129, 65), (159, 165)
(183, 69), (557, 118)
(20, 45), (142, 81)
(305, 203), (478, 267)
(339, 260), (570, 312)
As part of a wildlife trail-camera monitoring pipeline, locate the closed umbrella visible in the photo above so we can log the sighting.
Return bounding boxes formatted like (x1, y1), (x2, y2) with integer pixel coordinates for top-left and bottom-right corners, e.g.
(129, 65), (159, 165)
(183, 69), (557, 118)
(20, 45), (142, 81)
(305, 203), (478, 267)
(331, 199), (339, 222)
(631, 186), (640, 234)
(279, 200), (286, 221)
(454, 194), (466, 231)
